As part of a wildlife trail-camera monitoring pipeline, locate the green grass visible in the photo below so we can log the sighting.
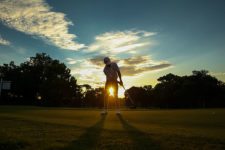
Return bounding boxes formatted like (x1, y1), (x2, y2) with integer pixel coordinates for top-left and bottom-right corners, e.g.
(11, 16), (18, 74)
(0, 106), (225, 150)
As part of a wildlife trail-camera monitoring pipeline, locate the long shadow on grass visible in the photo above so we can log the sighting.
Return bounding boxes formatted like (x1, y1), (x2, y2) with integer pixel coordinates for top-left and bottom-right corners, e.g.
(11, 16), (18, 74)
(0, 139), (28, 150)
(61, 115), (106, 150)
(117, 114), (160, 150)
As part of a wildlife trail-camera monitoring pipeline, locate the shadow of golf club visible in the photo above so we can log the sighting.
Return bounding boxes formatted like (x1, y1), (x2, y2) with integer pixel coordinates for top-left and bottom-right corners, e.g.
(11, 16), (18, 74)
(60, 115), (106, 150)
(117, 114), (160, 150)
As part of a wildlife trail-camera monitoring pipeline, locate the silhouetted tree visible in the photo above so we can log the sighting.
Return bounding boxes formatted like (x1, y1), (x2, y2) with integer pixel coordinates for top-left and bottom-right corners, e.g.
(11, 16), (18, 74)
(81, 85), (104, 107)
(126, 70), (225, 108)
(0, 53), (82, 106)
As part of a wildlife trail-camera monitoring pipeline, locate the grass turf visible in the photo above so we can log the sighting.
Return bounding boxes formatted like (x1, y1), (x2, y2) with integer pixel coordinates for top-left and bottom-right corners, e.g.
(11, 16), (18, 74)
(0, 106), (225, 150)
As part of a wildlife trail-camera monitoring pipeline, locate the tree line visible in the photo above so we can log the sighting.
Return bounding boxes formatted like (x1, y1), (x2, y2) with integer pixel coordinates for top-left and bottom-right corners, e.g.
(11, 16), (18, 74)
(126, 71), (225, 108)
(0, 53), (225, 108)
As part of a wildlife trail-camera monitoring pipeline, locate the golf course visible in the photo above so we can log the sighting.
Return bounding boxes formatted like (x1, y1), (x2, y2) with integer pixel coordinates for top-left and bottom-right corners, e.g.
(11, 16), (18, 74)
(0, 106), (225, 150)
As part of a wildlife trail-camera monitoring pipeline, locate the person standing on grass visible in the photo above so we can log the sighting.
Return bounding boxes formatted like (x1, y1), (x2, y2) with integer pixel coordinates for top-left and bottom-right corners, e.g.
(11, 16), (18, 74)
(101, 57), (123, 115)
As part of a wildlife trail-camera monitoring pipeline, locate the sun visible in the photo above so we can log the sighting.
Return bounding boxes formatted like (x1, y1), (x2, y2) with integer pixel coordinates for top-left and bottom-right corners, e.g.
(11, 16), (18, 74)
(108, 86), (125, 98)
(108, 87), (114, 96)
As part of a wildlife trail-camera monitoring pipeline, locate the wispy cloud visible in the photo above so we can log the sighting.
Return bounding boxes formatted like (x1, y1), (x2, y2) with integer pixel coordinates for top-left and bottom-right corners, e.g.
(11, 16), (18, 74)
(120, 56), (150, 66)
(118, 56), (172, 76)
(70, 60), (106, 87)
(210, 72), (225, 76)
(88, 55), (120, 68)
(65, 58), (77, 65)
(120, 63), (172, 76)
(0, 35), (10, 45)
(88, 30), (156, 54)
(89, 56), (105, 67)
(0, 0), (85, 50)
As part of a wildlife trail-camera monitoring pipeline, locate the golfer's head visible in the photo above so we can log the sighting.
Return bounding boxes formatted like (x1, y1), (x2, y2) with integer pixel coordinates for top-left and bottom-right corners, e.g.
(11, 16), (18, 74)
(104, 57), (111, 65)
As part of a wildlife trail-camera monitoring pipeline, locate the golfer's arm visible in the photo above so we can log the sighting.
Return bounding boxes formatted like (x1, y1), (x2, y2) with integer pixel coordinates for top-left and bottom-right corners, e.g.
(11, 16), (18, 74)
(117, 70), (122, 82)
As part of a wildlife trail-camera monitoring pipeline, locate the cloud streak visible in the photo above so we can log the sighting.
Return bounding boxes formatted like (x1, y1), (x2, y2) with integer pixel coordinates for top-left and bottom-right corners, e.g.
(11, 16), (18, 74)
(0, 35), (10, 45)
(0, 0), (85, 50)
(210, 72), (225, 76)
(70, 60), (106, 87)
(117, 56), (172, 76)
(88, 30), (156, 54)
(65, 58), (77, 65)
(89, 56), (105, 67)
(120, 56), (172, 76)
(120, 63), (172, 76)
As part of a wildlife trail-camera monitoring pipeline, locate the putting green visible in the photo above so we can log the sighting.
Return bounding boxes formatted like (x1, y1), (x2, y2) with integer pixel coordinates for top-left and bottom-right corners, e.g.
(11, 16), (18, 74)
(0, 106), (225, 150)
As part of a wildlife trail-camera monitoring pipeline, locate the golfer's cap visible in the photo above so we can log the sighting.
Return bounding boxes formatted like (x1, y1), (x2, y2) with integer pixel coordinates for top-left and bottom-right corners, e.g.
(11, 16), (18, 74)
(104, 57), (111, 64)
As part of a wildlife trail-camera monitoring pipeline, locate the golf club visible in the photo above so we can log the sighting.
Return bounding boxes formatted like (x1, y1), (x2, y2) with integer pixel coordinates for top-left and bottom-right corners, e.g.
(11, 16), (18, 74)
(118, 81), (136, 109)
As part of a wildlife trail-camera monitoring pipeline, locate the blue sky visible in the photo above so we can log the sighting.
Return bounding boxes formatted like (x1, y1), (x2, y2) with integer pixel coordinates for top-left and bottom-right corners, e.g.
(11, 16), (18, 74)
(1, 0), (225, 94)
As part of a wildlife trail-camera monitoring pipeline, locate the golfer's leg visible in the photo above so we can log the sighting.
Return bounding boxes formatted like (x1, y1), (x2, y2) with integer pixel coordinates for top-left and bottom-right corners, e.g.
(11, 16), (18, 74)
(102, 83), (108, 114)
(114, 83), (120, 113)
(106, 94), (109, 111)
(115, 96), (120, 114)
(104, 93), (107, 111)
(114, 97), (117, 111)
(118, 97), (120, 111)
(106, 83), (110, 112)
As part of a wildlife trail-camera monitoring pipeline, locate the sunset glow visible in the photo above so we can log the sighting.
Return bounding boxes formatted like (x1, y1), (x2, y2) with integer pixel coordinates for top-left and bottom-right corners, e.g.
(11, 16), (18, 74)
(109, 87), (114, 97)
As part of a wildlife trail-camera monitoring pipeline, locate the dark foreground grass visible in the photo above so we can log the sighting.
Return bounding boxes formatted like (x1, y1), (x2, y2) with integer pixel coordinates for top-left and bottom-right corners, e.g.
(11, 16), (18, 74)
(0, 106), (225, 150)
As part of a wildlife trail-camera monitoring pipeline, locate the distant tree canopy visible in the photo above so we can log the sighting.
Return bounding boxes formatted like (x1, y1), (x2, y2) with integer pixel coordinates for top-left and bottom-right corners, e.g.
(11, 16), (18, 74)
(81, 85), (104, 108)
(1, 53), (225, 108)
(126, 70), (225, 108)
(0, 53), (82, 106)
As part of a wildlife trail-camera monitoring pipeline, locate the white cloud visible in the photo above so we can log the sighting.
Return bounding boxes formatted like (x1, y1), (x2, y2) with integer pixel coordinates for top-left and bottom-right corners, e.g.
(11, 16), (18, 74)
(65, 58), (77, 65)
(0, 0), (85, 50)
(88, 30), (156, 54)
(0, 35), (10, 45)
(210, 72), (225, 76)
(113, 55), (172, 76)
(70, 60), (106, 87)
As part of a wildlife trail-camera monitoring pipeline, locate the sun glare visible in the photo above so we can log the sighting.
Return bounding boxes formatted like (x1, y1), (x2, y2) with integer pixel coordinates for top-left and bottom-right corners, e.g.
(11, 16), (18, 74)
(109, 87), (114, 96)
(108, 87), (125, 98)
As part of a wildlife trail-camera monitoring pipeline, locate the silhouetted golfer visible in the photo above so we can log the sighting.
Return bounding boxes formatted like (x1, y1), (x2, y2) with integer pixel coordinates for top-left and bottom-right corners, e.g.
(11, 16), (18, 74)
(101, 57), (123, 115)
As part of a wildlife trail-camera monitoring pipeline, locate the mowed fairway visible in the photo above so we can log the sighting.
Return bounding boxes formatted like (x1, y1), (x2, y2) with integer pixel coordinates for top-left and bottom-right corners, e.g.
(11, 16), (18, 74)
(0, 106), (225, 150)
